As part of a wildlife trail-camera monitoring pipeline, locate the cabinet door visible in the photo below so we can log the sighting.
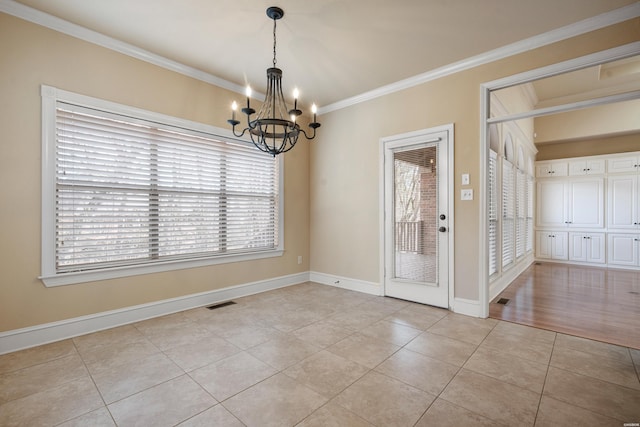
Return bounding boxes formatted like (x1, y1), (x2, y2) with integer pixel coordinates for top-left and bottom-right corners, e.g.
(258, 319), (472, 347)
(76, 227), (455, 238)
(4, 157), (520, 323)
(567, 178), (603, 228)
(568, 233), (586, 262)
(536, 232), (552, 259)
(586, 160), (605, 175)
(586, 233), (605, 264)
(608, 175), (638, 229)
(607, 156), (639, 174)
(536, 180), (567, 227)
(552, 232), (568, 260)
(536, 162), (568, 178)
(607, 234), (639, 266)
(569, 160), (604, 176)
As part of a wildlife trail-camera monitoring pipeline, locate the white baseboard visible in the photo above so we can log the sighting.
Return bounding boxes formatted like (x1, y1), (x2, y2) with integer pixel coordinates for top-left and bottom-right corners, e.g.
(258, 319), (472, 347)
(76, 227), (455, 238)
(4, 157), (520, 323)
(489, 256), (534, 301)
(451, 297), (482, 318)
(0, 272), (310, 355)
(309, 271), (382, 296)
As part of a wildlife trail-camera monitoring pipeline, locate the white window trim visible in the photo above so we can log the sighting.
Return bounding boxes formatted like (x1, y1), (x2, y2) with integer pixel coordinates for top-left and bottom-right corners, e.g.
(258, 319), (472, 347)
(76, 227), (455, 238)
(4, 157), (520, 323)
(40, 85), (284, 287)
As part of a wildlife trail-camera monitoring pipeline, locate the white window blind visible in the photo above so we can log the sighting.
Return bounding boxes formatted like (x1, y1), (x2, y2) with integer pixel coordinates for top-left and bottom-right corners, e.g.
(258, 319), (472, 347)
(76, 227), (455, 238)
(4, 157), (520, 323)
(526, 175), (534, 253)
(42, 86), (282, 286)
(488, 150), (498, 277)
(515, 168), (526, 259)
(502, 160), (514, 269)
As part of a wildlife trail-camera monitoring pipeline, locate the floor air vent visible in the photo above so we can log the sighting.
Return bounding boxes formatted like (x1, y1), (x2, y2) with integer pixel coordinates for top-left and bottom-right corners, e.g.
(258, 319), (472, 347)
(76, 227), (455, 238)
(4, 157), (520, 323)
(496, 298), (510, 305)
(207, 301), (237, 310)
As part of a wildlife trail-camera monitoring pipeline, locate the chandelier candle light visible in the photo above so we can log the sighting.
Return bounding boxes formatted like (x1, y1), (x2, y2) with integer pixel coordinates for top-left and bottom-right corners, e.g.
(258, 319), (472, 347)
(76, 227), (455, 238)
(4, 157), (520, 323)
(228, 6), (320, 156)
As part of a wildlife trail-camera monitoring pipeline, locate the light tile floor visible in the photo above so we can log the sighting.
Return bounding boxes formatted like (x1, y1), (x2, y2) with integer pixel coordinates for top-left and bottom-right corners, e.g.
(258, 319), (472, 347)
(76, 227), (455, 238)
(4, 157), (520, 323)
(1, 282), (639, 426)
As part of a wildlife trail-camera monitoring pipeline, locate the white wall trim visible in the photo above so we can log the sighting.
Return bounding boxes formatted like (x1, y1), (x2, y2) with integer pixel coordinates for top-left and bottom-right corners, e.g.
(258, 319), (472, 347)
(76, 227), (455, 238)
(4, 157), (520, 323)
(320, 3), (640, 114)
(451, 297), (482, 318)
(1, 0), (637, 112)
(309, 271), (382, 296)
(489, 256), (535, 301)
(0, 0), (265, 101)
(0, 272), (309, 355)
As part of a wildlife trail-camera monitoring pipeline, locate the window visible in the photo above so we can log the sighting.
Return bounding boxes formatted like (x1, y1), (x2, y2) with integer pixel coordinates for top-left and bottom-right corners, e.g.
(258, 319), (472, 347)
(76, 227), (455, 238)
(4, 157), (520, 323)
(41, 86), (283, 286)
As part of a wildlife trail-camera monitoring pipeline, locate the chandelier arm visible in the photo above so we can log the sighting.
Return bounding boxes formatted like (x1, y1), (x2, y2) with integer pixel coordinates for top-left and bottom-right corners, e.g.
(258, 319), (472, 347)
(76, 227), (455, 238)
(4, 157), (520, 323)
(299, 128), (318, 140)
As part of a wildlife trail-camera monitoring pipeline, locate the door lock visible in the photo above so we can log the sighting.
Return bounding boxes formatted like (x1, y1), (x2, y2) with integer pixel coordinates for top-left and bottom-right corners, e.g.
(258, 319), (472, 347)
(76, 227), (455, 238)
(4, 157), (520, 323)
(439, 226), (447, 232)
(439, 214), (446, 220)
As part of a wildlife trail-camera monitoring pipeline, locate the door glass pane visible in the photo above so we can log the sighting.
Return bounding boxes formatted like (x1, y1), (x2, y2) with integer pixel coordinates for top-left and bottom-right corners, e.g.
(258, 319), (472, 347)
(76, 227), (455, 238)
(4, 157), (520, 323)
(393, 145), (437, 283)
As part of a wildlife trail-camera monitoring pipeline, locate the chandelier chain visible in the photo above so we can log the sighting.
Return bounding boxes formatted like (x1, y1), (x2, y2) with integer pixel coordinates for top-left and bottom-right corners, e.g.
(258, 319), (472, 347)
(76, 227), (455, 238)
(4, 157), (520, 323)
(272, 16), (277, 67)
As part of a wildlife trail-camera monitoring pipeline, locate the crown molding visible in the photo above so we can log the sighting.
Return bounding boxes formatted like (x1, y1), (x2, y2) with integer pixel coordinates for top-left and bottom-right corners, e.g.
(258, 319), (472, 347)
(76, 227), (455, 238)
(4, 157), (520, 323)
(319, 2), (640, 114)
(1, 0), (637, 111)
(0, 0), (266, 101)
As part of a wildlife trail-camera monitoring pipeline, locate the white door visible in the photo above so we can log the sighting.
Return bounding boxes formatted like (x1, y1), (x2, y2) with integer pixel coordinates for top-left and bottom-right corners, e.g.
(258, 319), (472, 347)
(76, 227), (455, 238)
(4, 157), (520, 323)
(382, 126), (452, 308)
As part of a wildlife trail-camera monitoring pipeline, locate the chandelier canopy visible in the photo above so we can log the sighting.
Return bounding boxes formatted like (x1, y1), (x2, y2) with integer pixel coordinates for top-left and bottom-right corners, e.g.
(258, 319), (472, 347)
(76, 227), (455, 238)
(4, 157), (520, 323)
(228, 6), (320, 156)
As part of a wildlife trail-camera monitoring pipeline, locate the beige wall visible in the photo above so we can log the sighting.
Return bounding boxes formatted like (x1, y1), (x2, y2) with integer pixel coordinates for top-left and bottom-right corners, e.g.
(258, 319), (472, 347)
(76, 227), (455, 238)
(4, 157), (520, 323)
(534, 99), (640, 144)
(310, 19), (640, 301)
(0, 13), (310, 332)
(536, 133), (640, 160)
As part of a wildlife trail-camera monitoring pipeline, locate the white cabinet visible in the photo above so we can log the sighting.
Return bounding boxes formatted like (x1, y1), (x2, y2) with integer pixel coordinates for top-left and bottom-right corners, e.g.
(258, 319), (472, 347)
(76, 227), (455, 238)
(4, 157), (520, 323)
(536, 178), (603, 228)
(536, 231), (568, 260)
(569, 232), (605, 264)
(608, 234), (640, 266)
(535, 161), (568, 178)
(568, 159), (605, 176)
(608, 175), (640, 229)
(607, 156), (640, 174)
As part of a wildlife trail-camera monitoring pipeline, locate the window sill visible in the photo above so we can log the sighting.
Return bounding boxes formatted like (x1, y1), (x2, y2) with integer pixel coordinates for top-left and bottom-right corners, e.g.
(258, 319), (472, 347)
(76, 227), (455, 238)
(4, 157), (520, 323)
(40, 249), (284, 287)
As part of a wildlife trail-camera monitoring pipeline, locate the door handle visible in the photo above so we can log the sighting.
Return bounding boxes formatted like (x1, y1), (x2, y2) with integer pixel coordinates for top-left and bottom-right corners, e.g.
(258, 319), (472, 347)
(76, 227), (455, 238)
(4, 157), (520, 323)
(439, 226), (447, 233)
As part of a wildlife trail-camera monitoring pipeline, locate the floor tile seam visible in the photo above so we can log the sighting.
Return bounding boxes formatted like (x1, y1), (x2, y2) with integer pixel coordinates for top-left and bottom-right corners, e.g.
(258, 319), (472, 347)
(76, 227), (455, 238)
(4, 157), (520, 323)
(0, 348), (83, 380)
(539, 384), (630, 423)
(189, 367), (281, 405)
(452, 367), (543, 400)
(296, 398), (372, 427)
(549, 364), (640, 393)
(280, 357), (372, 400)
(532, 332), (557, 427)
(553, 341), (635, 364)
(0, 361), (95, 407)
(96, 360), (186, 405)
(434, 395), (511, 427)
(103, 371), (216, 413)
(549, 347), (639, 374)
(544, 364), (640, 397)
(71, 337), (115, 422)
(472, 342), (553, 370)
(0, 346), (80, 376)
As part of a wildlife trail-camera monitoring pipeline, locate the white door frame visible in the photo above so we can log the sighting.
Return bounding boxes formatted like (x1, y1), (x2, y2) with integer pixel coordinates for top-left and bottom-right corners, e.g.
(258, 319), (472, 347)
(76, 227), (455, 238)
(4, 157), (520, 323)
(379, 123), (455, 308)
(478, 42), (640, 318)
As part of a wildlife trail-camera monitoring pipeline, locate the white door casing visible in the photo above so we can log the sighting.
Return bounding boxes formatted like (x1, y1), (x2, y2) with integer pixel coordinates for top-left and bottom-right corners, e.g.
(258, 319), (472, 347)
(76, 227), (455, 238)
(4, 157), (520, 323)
(380, 124), (454, 308)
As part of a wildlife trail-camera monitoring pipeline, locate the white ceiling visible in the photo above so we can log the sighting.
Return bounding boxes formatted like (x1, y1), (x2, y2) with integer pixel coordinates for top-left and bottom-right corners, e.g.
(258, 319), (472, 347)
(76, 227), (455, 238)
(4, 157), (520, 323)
(11, 0), (639, 108)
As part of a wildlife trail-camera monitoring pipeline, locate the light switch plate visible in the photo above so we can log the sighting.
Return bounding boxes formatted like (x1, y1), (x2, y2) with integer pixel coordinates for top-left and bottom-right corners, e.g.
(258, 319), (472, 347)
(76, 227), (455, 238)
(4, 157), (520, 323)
(461, 189), (473, 200)
(462, 173), (470, 185)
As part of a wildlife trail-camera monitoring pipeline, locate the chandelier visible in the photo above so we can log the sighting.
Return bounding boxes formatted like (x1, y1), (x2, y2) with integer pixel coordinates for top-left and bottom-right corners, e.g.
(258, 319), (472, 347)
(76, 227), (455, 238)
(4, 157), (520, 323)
(228, 6), (320, 156)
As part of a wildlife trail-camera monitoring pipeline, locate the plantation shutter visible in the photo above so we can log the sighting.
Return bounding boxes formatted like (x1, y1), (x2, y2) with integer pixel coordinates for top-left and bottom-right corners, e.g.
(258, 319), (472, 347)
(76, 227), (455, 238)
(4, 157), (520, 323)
(526, 174), (534, 253)
(488, 150), (498, 276)
(515, 168), (526, 259)
(502, 159), (514, 269)
(55, 104), (279, 273)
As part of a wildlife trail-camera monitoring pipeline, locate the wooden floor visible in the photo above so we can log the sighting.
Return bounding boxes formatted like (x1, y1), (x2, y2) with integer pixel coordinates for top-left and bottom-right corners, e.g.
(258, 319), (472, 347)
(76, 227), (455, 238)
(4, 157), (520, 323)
(490, 262), (640, 350)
